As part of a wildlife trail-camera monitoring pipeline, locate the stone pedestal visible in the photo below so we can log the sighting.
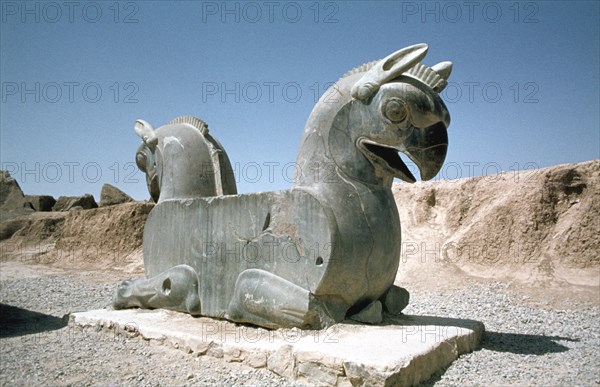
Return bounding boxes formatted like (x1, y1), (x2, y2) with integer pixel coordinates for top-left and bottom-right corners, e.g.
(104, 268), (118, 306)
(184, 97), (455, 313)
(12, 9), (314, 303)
(71, 309), (484, 386)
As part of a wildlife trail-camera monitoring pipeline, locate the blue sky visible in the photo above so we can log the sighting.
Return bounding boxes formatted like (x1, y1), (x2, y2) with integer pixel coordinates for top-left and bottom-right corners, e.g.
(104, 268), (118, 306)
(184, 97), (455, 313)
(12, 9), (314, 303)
(1, 1), (599, 201)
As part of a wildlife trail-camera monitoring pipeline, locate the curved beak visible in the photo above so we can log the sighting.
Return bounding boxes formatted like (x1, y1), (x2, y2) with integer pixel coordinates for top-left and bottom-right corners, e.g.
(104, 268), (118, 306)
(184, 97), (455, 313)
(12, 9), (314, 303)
(357, 118), (449, 183)
(402, 121), (448, 181)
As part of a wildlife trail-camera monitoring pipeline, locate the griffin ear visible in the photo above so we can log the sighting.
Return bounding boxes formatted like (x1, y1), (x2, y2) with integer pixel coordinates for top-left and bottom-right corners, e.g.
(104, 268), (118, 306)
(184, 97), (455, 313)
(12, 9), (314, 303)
(134, 119), (158, 149)
(351, 44), (429, 100)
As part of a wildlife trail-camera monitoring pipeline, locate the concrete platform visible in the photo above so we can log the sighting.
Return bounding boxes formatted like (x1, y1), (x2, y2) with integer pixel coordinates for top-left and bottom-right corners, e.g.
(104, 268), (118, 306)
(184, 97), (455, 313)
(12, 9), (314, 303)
(70, 309), (484, 386)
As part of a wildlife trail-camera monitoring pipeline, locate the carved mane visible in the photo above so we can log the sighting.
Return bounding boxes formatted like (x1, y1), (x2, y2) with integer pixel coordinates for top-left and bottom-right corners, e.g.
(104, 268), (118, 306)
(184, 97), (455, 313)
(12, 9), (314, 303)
(340, 60), (378, 80)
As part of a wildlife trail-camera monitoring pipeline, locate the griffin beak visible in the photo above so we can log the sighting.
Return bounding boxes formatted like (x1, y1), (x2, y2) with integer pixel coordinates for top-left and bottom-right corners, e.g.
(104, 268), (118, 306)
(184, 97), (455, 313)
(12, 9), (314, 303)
(358, 120), (448, 183)
(403, 121), (448, 181)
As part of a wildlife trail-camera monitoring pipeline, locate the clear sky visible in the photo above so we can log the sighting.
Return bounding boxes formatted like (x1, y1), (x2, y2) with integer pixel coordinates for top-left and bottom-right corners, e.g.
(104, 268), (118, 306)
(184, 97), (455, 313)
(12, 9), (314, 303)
(1, 1), (599, 201)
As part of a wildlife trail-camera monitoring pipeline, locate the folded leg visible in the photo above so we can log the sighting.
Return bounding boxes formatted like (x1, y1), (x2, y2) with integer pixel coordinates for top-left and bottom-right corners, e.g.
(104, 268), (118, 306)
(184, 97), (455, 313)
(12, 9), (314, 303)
(227, 269), (336, 329)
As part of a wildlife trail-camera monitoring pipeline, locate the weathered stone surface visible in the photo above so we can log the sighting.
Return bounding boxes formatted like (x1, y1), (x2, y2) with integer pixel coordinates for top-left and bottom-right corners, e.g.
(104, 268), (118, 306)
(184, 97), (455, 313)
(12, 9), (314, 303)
(71, 309), (484, 386)
(99, 184), (134, 207)
(267, 345), (295, 379)
(114, 44), (453, 330)
(138, 190), (333, 329)
(113, 265), (201, 315)
(246, 351), (268, 368)
(295, 355), (346, 386)
(25, 195), (56, 211)
(382, 285), (410, 315)
(349, 300), (383, 324)
(53, 194), (97, 211)
(133, 115), (238, 203)
(0, 170), (34, 221)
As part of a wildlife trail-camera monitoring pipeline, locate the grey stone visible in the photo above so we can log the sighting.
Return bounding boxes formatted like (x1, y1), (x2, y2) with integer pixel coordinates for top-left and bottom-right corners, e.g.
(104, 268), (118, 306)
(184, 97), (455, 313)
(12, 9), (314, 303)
(0, 170), (34, 221)
(133, 115), (237, 203)
(113, 265), (201, 315)
(382, 285), (410, 315)
(349, 300), (383, 324)
(114, 44), (453, 330)
(99, 184), (134, 207)
(53, 194), (97, 211)
(25, 195), (56, 211)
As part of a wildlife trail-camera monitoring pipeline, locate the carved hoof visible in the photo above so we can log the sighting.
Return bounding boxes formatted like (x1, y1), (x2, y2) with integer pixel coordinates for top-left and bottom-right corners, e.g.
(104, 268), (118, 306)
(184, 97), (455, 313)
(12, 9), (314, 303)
(112, 265), (202, 316)
(113, 279), (144, 309)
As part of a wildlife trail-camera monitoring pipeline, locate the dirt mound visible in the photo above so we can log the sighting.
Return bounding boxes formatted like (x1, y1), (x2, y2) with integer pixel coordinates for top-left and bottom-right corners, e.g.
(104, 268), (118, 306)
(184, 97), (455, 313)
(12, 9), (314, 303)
(394, 159), (599, 288)
(0, 202), (153, 273)
(55, 202), (152, 256)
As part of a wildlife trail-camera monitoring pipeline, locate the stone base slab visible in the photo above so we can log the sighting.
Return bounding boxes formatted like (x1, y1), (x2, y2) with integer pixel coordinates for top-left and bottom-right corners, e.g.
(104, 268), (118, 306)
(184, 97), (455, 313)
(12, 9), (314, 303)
(70, 309), (484, 386)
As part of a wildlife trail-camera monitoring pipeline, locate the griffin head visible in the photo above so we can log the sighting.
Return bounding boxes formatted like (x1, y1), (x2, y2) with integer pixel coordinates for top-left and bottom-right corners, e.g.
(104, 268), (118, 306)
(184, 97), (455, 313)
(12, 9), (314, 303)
(351, 44), (452, 183)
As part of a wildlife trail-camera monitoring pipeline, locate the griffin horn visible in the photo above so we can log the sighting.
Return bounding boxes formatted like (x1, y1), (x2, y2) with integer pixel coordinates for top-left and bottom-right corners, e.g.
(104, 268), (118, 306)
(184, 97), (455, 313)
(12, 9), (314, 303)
(351, 43), (429, 101)
(431, 61), (452, 80)
(431, 61), (453, 92)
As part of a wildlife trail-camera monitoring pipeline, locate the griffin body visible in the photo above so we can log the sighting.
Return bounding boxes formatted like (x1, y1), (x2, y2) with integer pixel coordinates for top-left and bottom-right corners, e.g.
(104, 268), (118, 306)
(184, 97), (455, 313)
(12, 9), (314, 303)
(114, 44), (452, 329)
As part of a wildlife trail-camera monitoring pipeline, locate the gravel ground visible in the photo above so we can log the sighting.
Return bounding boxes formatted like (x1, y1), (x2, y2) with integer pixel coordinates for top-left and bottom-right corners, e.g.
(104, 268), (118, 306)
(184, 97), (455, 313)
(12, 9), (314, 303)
(1, 273), (598, 386)
(405, 282), (600, 387)
(0, 273), (295, 386)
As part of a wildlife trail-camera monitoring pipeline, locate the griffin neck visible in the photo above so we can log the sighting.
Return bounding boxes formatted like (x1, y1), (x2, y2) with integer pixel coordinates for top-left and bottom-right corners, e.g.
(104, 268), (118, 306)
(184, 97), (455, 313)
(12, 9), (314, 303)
(293, 73), (391, 192)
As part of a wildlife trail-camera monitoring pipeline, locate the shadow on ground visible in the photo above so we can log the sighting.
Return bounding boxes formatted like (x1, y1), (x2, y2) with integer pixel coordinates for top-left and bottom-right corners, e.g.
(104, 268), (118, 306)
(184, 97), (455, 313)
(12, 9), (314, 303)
(0, 303), (69, 338)
(482, 331), (577, 354)
(417, 330), (578, 386)
(383, 314), (576, 355)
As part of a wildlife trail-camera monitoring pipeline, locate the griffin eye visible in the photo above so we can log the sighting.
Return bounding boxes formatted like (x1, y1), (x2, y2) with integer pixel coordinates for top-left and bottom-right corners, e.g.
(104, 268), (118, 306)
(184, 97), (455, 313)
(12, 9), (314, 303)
(136, 152), (147, 172)
(382, 98), (409, 123)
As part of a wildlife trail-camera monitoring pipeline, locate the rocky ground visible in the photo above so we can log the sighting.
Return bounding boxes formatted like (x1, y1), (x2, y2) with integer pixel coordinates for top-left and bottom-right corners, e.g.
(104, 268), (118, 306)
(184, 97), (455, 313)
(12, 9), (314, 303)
(1, 160), (599, 386)
(0, 265), (597, 386)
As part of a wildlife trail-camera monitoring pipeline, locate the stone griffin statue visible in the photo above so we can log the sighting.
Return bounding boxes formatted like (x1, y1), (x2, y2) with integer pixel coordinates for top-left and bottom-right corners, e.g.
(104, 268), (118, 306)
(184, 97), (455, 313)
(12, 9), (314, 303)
(114, 44), (452, 330)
